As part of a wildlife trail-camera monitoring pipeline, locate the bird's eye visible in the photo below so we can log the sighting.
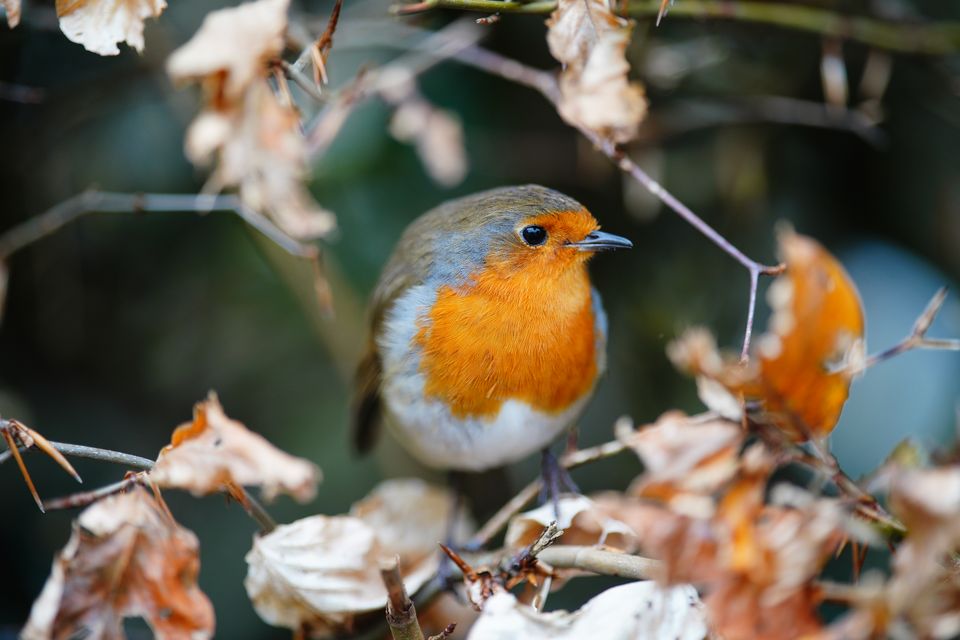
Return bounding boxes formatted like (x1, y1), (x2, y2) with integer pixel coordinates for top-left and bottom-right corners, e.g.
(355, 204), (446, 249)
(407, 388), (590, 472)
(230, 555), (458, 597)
(520, 225), (548, 246)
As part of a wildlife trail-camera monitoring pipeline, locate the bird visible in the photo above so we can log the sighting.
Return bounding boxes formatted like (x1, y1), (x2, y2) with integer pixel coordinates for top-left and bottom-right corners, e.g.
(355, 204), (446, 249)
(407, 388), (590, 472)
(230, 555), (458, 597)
(352, 184), (632, 483)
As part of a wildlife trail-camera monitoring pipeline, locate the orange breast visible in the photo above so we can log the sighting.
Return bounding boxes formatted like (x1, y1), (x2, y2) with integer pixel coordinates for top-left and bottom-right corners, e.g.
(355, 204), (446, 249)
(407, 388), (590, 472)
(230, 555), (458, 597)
(414, 261), (599, 419)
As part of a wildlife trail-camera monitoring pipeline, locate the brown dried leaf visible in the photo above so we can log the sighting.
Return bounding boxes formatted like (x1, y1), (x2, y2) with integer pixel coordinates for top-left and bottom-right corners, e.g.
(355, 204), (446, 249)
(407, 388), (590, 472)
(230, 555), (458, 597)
(150, 392), (320, 502)
(56, 0), (166, 56)
(669, 229), (865, 441)
(245, 479), (460, 635)
(167, 0), (334, 241)
(622, 411), (742, 515)
(166, 0), (288, 101)
(2, 0), (20, 27)
(546, 0), (647, 142)
(22, 487), (214, 639)
(466, 582), (708, 639)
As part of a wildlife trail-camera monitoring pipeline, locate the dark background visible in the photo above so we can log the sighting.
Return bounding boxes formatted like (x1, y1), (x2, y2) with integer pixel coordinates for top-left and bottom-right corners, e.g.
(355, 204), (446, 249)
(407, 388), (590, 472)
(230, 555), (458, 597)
(1, 0), (959, 637)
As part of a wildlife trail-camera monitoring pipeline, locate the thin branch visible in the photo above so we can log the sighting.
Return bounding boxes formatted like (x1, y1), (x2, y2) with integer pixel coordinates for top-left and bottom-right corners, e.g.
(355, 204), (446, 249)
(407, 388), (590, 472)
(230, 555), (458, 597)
(0, 190), (318, 262)
(394, 0), (960, 56)
(380, 556), (426, 640)
(1, 436), (277, 532)
(0, 440), (154, 469)
(537, 546), (661, 581)
(862, 287), (960, 370)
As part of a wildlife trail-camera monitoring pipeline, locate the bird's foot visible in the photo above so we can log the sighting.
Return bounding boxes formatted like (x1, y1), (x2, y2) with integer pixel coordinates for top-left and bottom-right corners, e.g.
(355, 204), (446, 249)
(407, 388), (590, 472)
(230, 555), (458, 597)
(538, 447), (579, 520)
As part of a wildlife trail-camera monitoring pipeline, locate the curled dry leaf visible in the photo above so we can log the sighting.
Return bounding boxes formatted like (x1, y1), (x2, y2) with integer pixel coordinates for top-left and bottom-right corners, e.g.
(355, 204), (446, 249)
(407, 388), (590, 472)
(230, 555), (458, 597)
(245, 479), (460, 636)
(167, 0), (335, 240)
(467, 582), (708, 640)
(2, 0), (20, 27)
(669, 228), (865, 441)
(546, 0), (647, 142)
(150, 392), (320, 502)
(22, 486), (214, 639)
(505, 494), (637, 552)
(56, 0), (166, 56)
(622, 411), (742, 517)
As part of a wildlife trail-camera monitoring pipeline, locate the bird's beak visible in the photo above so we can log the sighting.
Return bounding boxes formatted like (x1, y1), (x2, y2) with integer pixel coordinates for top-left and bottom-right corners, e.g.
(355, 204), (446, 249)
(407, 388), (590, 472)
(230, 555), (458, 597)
(568, 230), (633, 252)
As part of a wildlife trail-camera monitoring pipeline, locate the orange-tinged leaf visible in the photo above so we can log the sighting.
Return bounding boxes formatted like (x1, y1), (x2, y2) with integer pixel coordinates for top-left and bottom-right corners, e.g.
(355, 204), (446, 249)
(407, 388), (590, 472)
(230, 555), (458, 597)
(753, 227), (865, 439)
(150, 393), (320, 502)
(22, 486), (214, 639)
(669, 229), (865, 441)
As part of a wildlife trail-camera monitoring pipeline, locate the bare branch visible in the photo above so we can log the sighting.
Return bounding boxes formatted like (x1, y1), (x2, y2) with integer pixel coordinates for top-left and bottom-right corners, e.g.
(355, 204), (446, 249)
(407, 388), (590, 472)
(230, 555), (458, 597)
(380, 556), (426, 640)
(0, 190), (318, 262)
(395, 0), (960, 56)
(863, 287), (960, 370)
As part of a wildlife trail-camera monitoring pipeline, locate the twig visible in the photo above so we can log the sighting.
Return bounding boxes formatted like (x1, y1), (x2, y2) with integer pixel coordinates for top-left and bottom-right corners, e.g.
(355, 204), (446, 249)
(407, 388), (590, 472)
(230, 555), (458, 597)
(280, 60), (327, 103)
(380, 556), (426, 640)
(862, 287), (960, 370)
(537, 546), (661, 581)
(394, 0), (960, 56)
(1, 436), (277, 532)
(0, 190), (318, 262)
(0, 419), (83, 512)
(43, 475), (145, 510)
(0, 440), (153, 469)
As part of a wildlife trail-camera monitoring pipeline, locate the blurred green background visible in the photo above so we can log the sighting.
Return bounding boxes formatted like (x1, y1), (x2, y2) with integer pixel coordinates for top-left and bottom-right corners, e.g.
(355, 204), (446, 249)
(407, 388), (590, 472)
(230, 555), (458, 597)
(1, 0), (959, 637)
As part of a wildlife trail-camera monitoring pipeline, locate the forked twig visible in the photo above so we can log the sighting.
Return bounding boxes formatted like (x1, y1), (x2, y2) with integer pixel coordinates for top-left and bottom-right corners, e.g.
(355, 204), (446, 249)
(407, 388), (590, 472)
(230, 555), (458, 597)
(862, 287), (960, 370)
(380, 556), (427, 640)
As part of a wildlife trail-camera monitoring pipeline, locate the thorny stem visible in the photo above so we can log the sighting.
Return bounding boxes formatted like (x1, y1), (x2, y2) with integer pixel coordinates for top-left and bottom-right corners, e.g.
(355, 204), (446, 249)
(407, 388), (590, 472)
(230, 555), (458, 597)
(0, 436), (277, 532)
(394, 0), (960, 56)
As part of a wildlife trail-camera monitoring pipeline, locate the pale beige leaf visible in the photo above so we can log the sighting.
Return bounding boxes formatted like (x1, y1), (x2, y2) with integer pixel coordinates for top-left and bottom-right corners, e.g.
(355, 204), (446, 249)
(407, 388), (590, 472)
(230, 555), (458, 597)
(22, 487), (214, 639)
(467, 582), (709, 639)
(505, 494), (637, 552)
(166, 0), (289, 100)
(56, 0), (166, 56)
(184, 82), (335, 240)
(2, 0), (20, 27)
(245, 479), (461, 635)
(389, 98), (468, 187)
(546, 0), (647, 142)
(150, 392), (320, 502)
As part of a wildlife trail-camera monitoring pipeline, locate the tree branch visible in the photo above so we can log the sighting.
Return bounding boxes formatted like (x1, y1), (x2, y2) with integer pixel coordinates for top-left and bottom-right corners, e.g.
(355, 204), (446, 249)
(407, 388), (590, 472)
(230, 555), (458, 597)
(395, 0), (960, 56)
(537, 546), (661, 581)
(0, 190), (318, 262)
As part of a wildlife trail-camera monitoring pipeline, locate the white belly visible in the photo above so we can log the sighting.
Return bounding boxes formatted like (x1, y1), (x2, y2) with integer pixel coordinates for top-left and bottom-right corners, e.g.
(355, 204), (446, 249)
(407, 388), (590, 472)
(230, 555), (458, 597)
(377, 284), (605, 471)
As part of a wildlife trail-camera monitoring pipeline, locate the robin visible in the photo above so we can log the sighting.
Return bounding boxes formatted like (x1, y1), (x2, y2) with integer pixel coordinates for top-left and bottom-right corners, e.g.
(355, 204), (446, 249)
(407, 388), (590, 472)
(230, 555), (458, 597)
(352, 184), (631, 486)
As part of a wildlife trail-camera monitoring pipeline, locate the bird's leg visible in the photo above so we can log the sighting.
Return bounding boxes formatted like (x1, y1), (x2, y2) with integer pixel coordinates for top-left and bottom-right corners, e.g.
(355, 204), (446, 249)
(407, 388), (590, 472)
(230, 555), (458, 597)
(439, 471), (477, 592)
(539, 447), (579, 520)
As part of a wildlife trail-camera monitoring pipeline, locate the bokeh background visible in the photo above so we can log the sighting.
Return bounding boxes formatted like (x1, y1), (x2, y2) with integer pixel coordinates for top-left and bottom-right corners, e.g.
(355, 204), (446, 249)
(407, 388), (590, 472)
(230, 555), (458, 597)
(2, 0), (959, 637)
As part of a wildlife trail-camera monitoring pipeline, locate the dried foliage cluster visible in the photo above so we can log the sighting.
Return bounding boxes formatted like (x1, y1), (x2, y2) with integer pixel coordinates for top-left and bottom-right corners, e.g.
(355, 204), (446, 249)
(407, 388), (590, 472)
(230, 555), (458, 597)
(3, 0), (960, 638)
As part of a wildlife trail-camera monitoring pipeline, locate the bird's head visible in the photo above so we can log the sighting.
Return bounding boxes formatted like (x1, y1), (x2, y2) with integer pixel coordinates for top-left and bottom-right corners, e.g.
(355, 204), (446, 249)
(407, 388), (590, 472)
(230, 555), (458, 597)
(430, 185), (632, 285)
